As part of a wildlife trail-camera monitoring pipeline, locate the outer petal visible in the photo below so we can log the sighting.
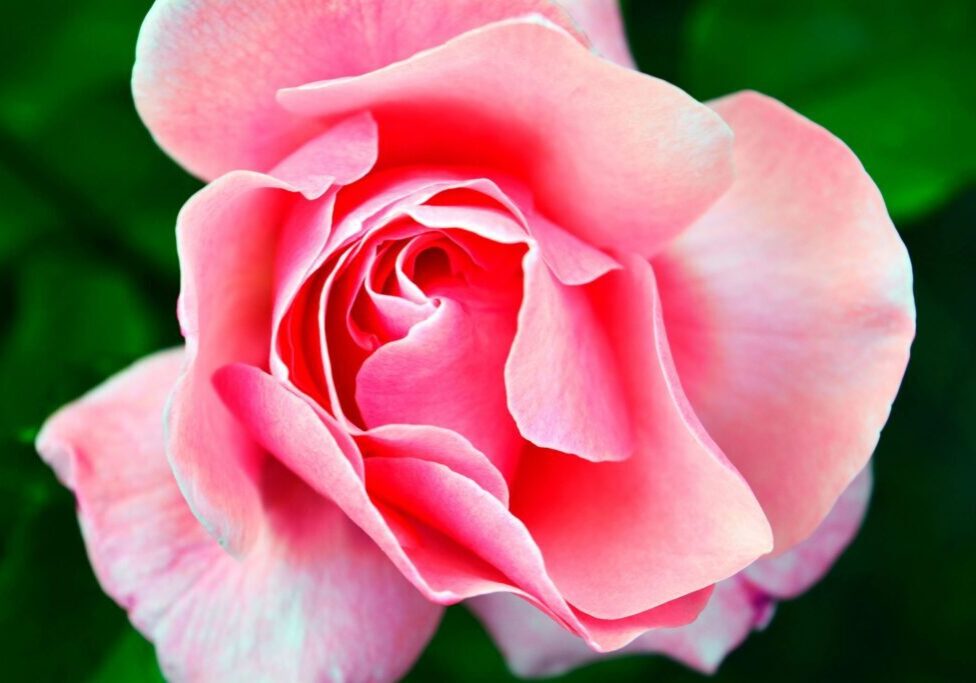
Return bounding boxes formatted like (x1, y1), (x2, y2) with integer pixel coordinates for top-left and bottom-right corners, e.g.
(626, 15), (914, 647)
(169, 171), (288, 555)
(133, 0), (583, 179)
(36, 350), (441, 683)
(279, 19), (734, 256)
(558, 0), (635, 67)
(469, 577), (769, 678)
(745, 465), (873, 597)
(171, 115), (378, 555)
(470, 465), (872, 676)
(654, 91), (915, 551)
(511, 254), (772, 619)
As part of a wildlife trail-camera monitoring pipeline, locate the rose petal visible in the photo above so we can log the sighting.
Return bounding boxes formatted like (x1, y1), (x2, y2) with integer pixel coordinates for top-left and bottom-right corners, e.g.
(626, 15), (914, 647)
(357, 424), (510, 506)
(505, 248), (633, 462)
(170, 171), (288, 555)
(279, 19), (733, 257)
(173, 117), (378, 553)
(470, 465), (873, 676)
(512, 254), (772, 619)
(654, 91), (915, 551)
(745, 464), (873, 597)
(469, 577), (769, 677)
(270, 113), (379, 379)
(558, 0), (635, 67)
(356, 296), (524, 479)
(214, 363), (710, 651)
(36, 349), (440, 682)
(133, 0), (584, 179)
(365, 455), (712, 648)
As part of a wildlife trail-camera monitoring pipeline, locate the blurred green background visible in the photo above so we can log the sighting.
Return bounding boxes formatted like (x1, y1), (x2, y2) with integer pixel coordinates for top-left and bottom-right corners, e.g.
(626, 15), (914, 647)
(0, 0), (973, 681)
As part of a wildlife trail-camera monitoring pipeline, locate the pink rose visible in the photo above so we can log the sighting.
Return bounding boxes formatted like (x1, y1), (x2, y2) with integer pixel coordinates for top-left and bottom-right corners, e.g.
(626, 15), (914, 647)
(37, 1), (915, 680)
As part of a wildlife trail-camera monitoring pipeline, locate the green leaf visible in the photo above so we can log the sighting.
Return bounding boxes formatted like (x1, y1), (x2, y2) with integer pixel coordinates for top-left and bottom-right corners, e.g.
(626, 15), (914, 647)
(682, 0), (976, 222)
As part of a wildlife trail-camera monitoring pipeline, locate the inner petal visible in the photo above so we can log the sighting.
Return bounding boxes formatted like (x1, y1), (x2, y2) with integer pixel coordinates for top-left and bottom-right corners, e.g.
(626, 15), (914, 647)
(353, 228), (527, 478)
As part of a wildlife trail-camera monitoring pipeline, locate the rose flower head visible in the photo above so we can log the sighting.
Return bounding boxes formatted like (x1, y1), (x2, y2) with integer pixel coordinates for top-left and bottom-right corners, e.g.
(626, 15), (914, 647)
(37, 1), (914, 680)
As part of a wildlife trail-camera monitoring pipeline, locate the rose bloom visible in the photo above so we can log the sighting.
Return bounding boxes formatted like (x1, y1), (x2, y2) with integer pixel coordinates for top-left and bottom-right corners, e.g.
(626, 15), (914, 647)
(38, 1), (914, 681)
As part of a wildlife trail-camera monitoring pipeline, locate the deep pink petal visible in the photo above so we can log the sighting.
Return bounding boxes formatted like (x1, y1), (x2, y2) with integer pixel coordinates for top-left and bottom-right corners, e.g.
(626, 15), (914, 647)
(506, 249), (633, 462)
(356, 297), (524, 479)
(357, 424), (510, 506)
(270, 114), (379, 376)
(133, 0), (584, 179)
(654, 91), (915, 551)
(214, 362), (710, 651)
(366, 456), (712, 648)
(279, 19), (733, 256)
(558, 0), (635, 67)
(512, 254), (772, 619)
(36, 350), (440, 682)
(172, 116), (379, 554)
(212, 361), (508, 604)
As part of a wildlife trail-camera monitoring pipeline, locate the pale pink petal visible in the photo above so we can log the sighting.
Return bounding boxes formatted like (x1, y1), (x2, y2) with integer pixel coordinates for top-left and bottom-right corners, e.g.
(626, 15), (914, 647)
(654, 91), (915, 551)
(470, 577), (769, 677)
(133, 0), (583, 179)
(746, 465), (873, 597)
(559, 0), (635, 67)
(512, 254), (772, 619)
(505, 249), (633, 462)
(268, 112), (378, 200)
(214, 363), (710, 651)
(623, 578), (773, 673)
(279, 19), (733, 256)
(170, 172), (287, 555)
(524, 209), (621, 285)
(36, 350), (440, 682)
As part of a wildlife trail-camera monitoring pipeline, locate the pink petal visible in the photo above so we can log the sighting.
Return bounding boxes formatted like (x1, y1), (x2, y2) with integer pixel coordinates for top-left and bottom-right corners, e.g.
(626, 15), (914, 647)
(366, 455), (712, 647)
(172, 117), (378, 554)
(357, 424), (510, 506)
(36, 350), (440, 682)
(472, 465), (873, 676)
(214, 363), (710, 651)
(133, 0), (583, 179)
(745, 464), (873, 598)
(511, 254), (772, 619)
(505, 249), (633, 462)
(558, 0), (636, 67)
(170, 172), (287, 555)
(279, 19), (733, 257)
(270, 114), (379, 376)
(654, 91), (915, 551)
(524, 208), (621, 286)
(356, 296), (524, 480)
(469, 577), (769, 677)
